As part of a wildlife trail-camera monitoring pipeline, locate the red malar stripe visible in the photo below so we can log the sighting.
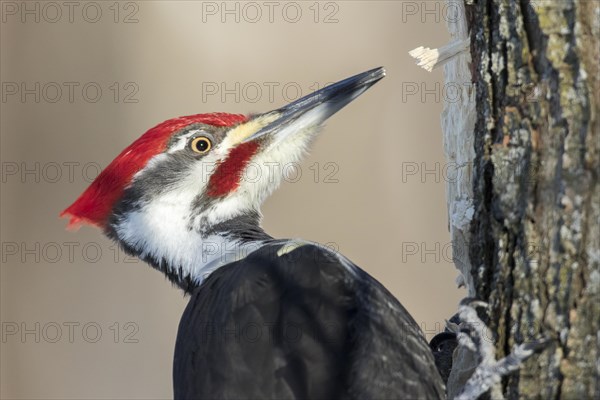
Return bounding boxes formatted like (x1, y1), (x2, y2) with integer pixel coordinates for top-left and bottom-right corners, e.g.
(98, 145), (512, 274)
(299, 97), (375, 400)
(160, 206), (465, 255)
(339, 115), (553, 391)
(207, 141), (260, 197)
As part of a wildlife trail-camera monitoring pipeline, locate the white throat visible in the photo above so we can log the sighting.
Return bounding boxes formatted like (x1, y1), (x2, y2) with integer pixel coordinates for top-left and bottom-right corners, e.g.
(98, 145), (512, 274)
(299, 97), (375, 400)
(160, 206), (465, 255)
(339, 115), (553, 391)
(114, 190), (265, 286)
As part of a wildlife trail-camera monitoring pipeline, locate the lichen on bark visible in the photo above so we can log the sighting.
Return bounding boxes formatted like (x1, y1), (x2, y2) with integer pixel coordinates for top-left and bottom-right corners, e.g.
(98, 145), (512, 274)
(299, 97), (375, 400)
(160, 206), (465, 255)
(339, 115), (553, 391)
(458, 0), (599, 398)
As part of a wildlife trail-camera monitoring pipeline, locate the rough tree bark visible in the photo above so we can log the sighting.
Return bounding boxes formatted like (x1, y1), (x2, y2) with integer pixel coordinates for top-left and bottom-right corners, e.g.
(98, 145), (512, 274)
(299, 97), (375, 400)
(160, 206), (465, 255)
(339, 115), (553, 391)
(415, 0), (599, 398)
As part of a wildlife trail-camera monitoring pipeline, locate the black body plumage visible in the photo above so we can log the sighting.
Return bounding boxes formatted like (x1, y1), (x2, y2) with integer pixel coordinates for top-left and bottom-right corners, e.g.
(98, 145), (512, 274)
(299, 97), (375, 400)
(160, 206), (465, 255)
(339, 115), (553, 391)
(88, 68), (447, 399)
(173, 241), (445, 399)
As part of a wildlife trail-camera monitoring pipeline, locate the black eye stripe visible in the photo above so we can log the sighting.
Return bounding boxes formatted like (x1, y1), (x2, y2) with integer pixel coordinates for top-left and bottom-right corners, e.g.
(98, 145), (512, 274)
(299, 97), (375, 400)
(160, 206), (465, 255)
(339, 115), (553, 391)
(167, 123), (221, 150)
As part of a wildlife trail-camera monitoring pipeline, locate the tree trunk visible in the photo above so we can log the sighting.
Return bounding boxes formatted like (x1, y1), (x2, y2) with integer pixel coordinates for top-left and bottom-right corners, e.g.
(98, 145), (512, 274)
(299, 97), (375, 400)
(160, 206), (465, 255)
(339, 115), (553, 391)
(439, 0), (599, 398)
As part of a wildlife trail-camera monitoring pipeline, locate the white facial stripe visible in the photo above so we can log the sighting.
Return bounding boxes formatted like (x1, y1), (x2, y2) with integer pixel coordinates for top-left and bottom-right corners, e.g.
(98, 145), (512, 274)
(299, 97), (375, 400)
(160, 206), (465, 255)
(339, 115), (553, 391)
(220, 113), (279, 149)
(266, 104), (332, 151)
(115, 180), (264, 284)
(167, 130), (204, 153)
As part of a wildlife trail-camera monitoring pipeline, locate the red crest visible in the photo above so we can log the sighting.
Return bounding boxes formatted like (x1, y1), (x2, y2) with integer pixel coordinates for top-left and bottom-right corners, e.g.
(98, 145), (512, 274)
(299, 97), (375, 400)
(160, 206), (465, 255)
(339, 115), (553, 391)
(61, 113), (248, 229)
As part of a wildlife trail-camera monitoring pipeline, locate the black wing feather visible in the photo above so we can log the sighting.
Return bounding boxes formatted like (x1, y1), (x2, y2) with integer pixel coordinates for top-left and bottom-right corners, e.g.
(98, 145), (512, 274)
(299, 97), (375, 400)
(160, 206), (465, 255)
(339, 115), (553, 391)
(174, 243), (444, 399)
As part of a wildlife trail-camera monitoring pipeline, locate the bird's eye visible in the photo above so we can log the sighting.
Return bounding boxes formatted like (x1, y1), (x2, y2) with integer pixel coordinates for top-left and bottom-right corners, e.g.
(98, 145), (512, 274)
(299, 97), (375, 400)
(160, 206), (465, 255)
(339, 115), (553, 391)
(190, 136), (212, 154)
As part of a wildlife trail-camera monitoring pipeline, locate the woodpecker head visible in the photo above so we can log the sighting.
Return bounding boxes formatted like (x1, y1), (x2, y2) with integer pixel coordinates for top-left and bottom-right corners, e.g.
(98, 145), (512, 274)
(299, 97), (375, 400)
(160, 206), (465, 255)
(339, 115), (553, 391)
(62, 67), (385, 291)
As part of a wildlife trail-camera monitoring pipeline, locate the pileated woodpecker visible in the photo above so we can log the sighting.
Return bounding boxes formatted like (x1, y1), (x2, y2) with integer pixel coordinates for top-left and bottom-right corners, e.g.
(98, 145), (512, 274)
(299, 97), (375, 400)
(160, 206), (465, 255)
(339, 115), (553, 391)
(62, 68), (445, 399)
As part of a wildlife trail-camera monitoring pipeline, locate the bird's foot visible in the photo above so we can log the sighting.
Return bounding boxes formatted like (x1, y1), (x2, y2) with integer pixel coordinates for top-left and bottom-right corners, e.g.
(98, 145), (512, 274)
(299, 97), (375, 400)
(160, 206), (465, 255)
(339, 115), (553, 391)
(447, 298), (550, 400)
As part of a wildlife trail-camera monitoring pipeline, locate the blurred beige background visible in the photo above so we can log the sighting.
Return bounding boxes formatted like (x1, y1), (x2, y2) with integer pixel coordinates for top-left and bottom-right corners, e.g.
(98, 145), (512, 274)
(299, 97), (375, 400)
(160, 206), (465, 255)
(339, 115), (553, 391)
(1, 1), (464, 398)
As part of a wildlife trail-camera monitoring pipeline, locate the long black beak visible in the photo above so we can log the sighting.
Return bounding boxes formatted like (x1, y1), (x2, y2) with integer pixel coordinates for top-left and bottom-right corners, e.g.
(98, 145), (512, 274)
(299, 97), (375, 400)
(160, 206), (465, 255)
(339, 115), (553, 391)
(243, 67), (386, 143)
